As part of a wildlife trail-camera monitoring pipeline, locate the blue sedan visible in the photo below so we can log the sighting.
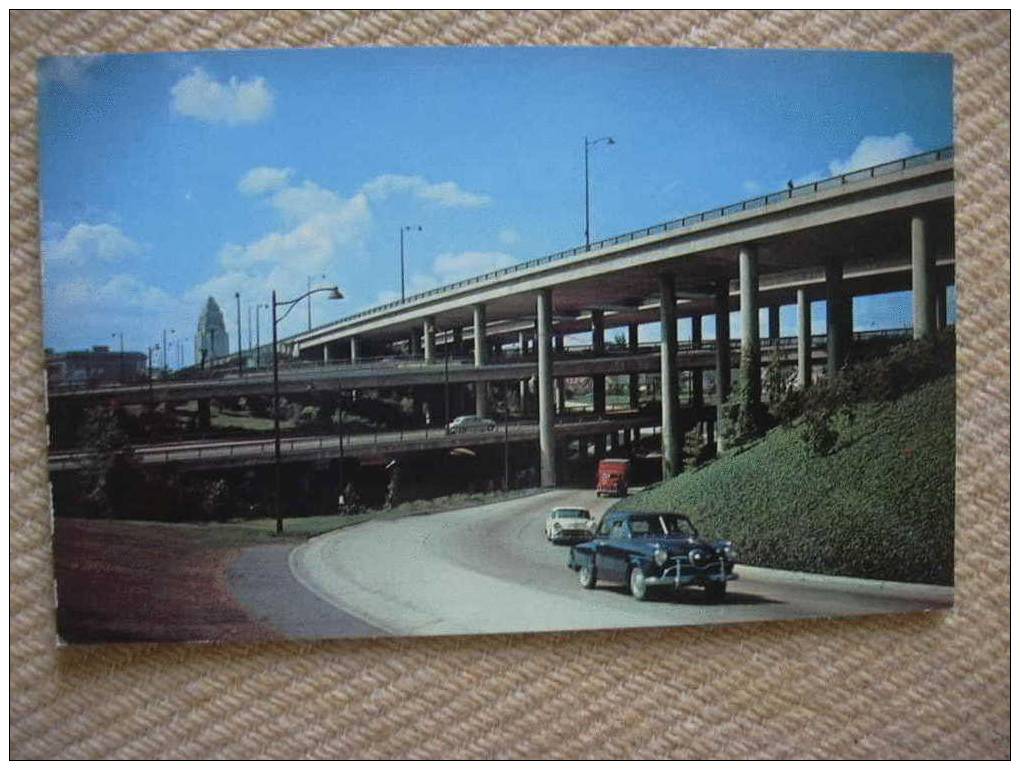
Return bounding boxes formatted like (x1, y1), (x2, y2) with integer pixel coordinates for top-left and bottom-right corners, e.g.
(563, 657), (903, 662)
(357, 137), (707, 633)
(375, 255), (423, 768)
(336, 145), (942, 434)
(568, 510), (738, 602)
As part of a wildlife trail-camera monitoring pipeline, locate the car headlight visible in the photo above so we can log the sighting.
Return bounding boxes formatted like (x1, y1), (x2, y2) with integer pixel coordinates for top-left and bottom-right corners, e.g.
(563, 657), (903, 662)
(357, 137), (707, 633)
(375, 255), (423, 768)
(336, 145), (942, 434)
(653, 546), (668, 566)
(720, 542), (737, 562)
(688, 549), (705, 565)
(553, 522), (561, 531)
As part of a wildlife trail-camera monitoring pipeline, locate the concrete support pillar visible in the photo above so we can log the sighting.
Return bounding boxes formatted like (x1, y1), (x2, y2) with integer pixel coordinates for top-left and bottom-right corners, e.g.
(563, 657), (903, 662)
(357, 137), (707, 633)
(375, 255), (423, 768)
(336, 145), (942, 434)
(691, 316), (702, 348)
(628, 322), (640, 352)
(554, 334), (564, 353)
(349, 337), (359, 364)
(409, 327), (422, 358)
(537, 288), (556, 487)
(911, 215), (935, 340)
(692, 368), (704, 407)
(473, 303), (488, 417)
(423, 317), (436, 364)
(323, 342), (331, 365)
(591, 310), (605, 353)
(659, 272), (682, 478)
(936, 283), (948, 331)
(518, 331), (528, 356)
(629, 373), (640, 410)
(555, 377), (566, 414)
(594, 435), (606, 459)
(826, 259), (848, 375)
(797, 287), (812, 388)
(622, 428), (631, 448)
(768, 305), (780, 342)
(714, 281), (731, 439)
(197, 398), (211, 431)
(739, 245), (761, 408)
(591, 309), (606, 416)
(452, 326), (463, 357)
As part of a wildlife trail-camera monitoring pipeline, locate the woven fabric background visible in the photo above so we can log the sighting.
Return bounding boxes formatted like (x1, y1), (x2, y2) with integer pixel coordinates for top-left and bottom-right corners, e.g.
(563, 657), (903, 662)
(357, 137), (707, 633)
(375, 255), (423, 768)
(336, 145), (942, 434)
(10, 10), (1009, 759)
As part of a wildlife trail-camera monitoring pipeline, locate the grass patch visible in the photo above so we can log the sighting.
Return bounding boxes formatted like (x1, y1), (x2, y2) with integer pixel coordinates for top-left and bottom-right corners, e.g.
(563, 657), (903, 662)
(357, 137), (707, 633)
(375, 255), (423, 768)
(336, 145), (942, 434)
(116, 486), (549, 544)
(616, 375), (955, 584)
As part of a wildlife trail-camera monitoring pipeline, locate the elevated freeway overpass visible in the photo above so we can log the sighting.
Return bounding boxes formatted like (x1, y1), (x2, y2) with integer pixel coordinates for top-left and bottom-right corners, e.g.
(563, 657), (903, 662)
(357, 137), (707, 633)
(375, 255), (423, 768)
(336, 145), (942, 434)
(48, 411), (693, 473)
(289, 147), (955, 485)
(48, 149), (954, 486)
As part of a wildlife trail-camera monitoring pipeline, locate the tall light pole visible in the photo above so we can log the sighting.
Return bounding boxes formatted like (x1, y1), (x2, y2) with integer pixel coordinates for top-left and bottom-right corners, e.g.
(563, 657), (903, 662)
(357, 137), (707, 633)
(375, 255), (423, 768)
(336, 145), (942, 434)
(235, 292), (243, 375)
(307, 273), (325, 330)
(162, 329), (174, 373)
(111, 332), (124, 382)
(584, 135), (615, 249)
(255, 303), (268, 369)
(272, 284), (344, 535)
(399, 225), (422, 302)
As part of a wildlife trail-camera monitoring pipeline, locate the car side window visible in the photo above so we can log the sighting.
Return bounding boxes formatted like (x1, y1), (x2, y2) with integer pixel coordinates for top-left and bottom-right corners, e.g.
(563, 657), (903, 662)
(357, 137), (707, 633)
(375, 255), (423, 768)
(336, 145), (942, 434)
(608, 521), (628, 540)
(597, 518), (613, 537)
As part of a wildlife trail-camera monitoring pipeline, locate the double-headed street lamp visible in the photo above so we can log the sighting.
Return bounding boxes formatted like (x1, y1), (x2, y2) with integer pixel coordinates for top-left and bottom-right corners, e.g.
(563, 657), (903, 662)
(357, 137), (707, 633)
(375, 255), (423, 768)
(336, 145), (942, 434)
(272, 284), (344, 535)
(399, 224), (422, 302)
(584, 135), (615, 249)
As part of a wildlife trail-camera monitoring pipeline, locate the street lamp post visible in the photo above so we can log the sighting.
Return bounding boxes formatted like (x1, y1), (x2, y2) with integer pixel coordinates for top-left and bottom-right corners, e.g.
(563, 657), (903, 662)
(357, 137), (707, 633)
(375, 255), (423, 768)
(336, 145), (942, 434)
(503, 404), (510, 491)
(584, 135), (615, 248)
(255, 303), (267, 369)
(112, 332), (124, 382)
(235, 292), (243, 375)
(399, 225), (422, 302)
(272, 284), (344, 535)
(307, 274), (325, 330)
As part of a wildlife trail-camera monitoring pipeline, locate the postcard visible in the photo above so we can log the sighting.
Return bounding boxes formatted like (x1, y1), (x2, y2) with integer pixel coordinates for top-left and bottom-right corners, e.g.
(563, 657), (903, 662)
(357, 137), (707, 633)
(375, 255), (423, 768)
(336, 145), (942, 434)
(40, 46), (955, 643)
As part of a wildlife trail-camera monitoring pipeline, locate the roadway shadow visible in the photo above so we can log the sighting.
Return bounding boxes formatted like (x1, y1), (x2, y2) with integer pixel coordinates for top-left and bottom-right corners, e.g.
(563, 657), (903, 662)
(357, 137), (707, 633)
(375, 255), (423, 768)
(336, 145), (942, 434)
(603, 584), (781, 607)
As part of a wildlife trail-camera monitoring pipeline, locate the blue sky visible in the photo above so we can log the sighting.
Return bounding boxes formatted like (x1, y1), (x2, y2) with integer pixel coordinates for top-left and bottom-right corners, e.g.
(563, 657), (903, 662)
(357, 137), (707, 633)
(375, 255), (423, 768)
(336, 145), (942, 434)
(38, 47), (953, 359)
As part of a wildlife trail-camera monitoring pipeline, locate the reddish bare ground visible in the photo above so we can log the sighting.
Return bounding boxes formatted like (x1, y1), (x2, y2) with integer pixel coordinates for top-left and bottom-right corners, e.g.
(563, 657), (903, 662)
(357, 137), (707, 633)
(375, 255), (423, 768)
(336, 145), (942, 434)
(53, 517), (284, 644)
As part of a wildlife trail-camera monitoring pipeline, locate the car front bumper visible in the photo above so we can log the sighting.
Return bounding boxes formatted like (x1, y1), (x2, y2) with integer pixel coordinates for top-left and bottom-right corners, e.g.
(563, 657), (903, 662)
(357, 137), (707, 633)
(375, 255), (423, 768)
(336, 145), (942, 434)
(643, 559), (738, 589)
(550, 527), (594, 541)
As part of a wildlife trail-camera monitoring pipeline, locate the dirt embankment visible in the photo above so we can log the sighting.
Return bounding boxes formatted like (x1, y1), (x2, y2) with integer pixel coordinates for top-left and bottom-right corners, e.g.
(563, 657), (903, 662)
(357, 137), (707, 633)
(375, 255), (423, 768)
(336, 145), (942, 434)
(53, 517), (285, 644)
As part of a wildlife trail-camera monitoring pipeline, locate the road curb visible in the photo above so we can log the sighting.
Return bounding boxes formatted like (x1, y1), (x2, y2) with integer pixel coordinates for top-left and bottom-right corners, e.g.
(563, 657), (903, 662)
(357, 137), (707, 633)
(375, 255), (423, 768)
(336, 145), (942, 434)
(739, 565), (953, 602)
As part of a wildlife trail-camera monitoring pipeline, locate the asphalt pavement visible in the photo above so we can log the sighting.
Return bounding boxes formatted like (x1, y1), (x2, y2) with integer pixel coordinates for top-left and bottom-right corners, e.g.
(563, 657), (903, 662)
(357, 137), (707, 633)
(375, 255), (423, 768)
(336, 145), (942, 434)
(280, 489), (953, 638)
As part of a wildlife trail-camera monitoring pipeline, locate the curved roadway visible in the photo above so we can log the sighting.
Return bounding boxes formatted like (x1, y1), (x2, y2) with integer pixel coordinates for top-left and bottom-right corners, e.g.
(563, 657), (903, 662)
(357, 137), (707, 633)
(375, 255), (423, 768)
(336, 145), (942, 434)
(287, 489), (952, 638)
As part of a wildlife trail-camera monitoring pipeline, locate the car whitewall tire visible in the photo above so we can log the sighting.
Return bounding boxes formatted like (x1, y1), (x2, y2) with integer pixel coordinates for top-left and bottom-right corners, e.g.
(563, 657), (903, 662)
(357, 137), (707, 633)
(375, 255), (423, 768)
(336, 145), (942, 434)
(629, 567), (648, 601)
(579, 565), (597, 589)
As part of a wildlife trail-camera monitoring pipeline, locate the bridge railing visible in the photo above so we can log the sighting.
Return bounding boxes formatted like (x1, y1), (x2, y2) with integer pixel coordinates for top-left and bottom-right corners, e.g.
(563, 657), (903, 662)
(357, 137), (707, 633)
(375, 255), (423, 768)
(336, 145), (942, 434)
(294, 147), (952, 338)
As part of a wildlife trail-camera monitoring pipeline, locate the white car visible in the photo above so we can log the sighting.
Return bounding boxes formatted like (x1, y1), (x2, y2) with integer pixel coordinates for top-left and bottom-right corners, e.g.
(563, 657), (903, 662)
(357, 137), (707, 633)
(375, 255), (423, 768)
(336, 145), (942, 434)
(447, 415), (497, 434)
(545, 507), (596, 544)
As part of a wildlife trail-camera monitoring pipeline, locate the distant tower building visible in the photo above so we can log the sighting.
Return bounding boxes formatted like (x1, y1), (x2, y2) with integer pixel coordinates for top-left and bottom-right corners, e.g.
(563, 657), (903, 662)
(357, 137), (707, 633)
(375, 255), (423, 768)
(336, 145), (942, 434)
(195, 296), (230, 365)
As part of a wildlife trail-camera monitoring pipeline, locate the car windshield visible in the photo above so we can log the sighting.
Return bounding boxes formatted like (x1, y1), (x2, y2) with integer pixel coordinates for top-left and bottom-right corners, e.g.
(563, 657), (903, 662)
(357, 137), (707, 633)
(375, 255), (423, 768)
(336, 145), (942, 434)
(554, 509), (590, 519)
(628, 514), (697, 537)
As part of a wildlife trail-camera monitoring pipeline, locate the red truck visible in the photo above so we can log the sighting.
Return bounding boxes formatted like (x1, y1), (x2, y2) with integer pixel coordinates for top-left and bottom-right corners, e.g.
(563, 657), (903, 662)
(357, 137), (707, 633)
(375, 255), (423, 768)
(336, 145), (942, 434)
(596, 459), (631, 498)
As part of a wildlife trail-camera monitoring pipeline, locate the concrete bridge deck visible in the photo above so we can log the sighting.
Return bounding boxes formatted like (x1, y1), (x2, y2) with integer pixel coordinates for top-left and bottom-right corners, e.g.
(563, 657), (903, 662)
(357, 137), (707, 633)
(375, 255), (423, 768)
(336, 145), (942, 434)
(48, 410), (694, 472)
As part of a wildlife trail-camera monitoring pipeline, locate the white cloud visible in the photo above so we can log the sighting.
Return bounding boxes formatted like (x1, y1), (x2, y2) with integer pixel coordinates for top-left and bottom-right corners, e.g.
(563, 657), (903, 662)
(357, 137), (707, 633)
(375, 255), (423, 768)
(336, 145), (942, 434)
(432, 251), (518, 282)
(498, 228), (520, 246)
(238, 166), (293, 196)
(44, 223), (141, 267)
(170, 67), (274, 125)
(362, 174), (491, 208)
(219, 189), (371, 272)
(828, 133), (921, 176)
